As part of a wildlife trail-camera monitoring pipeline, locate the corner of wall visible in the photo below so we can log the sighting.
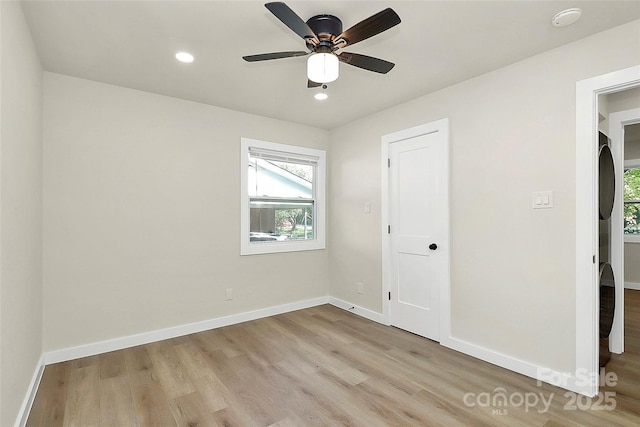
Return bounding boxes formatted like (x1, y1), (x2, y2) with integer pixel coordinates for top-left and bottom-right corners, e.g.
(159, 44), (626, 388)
(0, 1), (44, 426)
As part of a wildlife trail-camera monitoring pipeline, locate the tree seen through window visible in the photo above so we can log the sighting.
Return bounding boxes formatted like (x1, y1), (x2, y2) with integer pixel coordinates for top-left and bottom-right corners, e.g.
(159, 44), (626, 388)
(624, 167), (640, 235)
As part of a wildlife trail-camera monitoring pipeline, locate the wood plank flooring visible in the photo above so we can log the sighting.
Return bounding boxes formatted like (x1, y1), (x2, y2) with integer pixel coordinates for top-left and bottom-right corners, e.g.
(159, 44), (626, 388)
(27, 294), (640, 426)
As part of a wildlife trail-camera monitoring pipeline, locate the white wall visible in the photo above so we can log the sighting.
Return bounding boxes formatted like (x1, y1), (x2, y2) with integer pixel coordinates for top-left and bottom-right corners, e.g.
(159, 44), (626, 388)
(329, 20), (640, 374)
(43, 73), (329, 352)
(626, 130), (640, 159)
(600, 88), (640, 134)
(608, 87), (640, 118)
(624, 245), (640, 284)
(0, 1), (43, 426)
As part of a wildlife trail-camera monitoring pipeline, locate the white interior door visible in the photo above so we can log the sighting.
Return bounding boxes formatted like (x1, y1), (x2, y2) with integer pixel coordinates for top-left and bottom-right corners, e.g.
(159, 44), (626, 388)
(387, 123), (448, 341)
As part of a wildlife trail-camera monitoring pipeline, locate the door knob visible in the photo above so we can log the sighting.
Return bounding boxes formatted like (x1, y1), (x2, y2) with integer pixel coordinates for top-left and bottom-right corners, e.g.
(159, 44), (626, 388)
(429, 243), (438, 250)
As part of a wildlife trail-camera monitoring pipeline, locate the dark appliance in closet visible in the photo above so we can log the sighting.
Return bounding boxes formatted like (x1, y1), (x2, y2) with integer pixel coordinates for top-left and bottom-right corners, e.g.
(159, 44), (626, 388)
(598, 132), (616, 367)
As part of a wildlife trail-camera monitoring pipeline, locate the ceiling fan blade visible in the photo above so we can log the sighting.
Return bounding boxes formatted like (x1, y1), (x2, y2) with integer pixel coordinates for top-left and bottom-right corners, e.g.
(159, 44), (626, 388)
(336, 8), (400, 47)
(265, 2), (318, 42)
(307, 80), (322, 88)
(243, 51), (309, 62)
(338, 52), (395, 74)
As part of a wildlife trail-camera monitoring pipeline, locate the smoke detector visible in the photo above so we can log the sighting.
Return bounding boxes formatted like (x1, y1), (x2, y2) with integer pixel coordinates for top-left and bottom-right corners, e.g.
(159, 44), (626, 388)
(552, 8), (582, 28)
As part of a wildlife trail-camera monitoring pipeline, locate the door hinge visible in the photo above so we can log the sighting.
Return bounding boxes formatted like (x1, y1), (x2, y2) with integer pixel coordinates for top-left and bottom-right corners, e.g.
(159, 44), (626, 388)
(593, 255), (596, 264)
(388, 292), (391, 301)
(388, 225), (391, 234)
(388, 158), (391, 167)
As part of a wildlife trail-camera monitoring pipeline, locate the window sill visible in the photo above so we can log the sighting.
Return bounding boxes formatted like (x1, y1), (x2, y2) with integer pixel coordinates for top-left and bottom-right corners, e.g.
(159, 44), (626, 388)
(624, 234), (640, 244)
(240, 240), (325, 256)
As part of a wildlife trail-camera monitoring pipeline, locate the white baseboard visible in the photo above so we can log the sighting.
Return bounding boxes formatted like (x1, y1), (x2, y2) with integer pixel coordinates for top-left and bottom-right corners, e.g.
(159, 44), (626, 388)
(440, 335), (587, 396)
(625, 281), (640, 290)
(26, 294), (590, 427)
(41, 295), (384, 366)
(15, 354), (45, 427)
(44, 296), (330, 365)
(328, 299), (585, 396)
(328, 297), (386, 324)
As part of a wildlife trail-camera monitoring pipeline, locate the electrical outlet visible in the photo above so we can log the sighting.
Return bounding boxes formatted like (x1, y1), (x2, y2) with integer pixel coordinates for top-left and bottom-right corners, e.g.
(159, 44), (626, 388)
(357, 282), (364, 294)
(225, 288), (233, 301)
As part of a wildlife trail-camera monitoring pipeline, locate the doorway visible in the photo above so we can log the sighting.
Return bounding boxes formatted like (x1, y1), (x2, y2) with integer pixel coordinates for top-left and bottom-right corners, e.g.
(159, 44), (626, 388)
(575, 65), (640, 397)
(381, 119), (450, 342)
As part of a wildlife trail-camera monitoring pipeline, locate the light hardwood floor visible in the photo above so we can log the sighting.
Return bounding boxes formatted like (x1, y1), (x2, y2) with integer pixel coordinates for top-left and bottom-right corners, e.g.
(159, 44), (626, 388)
(27, 294), (640, 426)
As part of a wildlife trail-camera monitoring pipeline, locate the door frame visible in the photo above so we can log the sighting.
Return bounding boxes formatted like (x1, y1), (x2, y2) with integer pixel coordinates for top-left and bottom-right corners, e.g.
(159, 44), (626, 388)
(575, 65), (640, 397)
(381, 118), (451, 342)
(609, 107), (640, 354)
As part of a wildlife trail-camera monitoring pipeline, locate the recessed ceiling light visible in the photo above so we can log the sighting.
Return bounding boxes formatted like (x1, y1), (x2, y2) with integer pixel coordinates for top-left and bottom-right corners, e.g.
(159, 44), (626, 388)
(314, 92), (328, 101)
(552, 8), (582, 28)
(175, 52), (194, 63)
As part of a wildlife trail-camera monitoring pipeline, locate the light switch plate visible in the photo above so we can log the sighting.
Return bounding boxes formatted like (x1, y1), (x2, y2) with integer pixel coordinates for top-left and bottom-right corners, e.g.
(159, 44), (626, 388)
(532, 191), (554, 209)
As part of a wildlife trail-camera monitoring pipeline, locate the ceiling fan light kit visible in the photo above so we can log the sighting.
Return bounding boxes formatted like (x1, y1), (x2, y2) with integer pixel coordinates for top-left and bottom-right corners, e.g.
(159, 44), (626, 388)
(243, 2), (401, 87)
(307, 53), (339, 83)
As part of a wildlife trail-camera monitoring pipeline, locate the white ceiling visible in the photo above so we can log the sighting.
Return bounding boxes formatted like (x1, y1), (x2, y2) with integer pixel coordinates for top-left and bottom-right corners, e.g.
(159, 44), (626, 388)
(22, 0), (640, 129)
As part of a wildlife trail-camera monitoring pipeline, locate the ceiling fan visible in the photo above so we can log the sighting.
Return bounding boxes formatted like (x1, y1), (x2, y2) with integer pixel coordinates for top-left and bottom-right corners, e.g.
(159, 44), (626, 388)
(243, 2), (401, 88)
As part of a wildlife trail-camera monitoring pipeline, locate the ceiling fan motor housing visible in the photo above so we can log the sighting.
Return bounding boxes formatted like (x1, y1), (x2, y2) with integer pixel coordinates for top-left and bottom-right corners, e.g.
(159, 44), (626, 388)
(306, 14), (343, 50)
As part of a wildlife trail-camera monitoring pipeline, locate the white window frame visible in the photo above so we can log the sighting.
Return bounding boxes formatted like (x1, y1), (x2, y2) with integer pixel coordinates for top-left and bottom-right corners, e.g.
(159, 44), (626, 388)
(624, 158), (640, 243)
(240, 137), (326, 255)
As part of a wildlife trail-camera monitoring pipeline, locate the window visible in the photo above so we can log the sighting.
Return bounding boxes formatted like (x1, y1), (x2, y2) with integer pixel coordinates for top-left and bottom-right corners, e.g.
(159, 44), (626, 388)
(624, 160), (640, 243)
(240, 138), (326, 255)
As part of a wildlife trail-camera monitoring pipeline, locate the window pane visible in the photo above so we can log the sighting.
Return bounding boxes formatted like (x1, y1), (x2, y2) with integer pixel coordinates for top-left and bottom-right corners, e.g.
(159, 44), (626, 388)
(624, 168), (640, 235)
(624, 202), (640, 234)
(248, 157), (313, 198)
(241, 138), (325, 255)
(250, 199), (314, 242)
